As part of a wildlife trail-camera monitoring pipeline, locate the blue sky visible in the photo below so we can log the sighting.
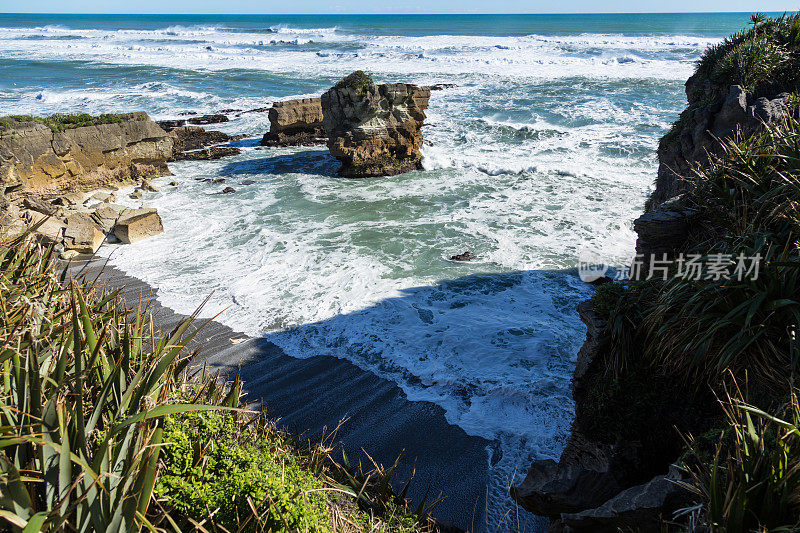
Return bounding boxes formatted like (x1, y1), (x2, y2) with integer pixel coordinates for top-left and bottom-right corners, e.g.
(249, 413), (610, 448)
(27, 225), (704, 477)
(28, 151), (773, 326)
(0, 0), (797, 13)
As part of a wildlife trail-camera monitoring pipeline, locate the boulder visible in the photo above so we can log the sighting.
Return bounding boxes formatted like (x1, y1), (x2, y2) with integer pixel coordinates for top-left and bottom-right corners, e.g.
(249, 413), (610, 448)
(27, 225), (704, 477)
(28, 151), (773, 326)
(91, 203), (128, 233)
(24, 210), (66, 245)
(555, 467), (691, 532)
(88, 191), (117, 204)
(260, 98), (326, 147)
(157, 119), (187, 131)
(187, 114), (228, 126)
(0, 112), (173, 194)
(139, 179), (158, 192)
(114, 209), (163, 244)
(321, 71), (430, 177)
(63, 212), (104, 254)
(129, 189), (143, 199)
(179, 146), (240, 161)
(22, 196), (60, 217)
(450, 251), (476, 261)
(168, 126), (240, 161)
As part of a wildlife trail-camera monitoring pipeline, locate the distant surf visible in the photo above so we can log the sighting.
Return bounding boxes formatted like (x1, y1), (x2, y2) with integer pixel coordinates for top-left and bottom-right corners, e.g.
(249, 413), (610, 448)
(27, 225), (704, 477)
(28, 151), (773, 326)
(0, 12), (759, 531)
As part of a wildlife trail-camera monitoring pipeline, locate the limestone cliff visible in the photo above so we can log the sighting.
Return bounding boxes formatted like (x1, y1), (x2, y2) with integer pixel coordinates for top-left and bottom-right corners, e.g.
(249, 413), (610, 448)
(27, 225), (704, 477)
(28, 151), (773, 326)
(513, 19), (800, 530)
(637, 82), (791, 259)
(321, 72), (430, 178)
(0, 112), (172, 194)
(260, 98), (326, 147)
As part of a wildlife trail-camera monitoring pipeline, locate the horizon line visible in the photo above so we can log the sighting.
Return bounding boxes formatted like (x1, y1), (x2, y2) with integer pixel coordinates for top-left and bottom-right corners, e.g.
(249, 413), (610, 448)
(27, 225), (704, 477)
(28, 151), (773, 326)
(0, 10), (788, 15)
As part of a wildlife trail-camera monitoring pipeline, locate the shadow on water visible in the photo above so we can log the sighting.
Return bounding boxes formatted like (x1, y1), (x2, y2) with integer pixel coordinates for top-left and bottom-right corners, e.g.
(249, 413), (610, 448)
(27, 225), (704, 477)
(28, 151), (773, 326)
(219, 149), (338, 177)
(204, 268), (583, 533)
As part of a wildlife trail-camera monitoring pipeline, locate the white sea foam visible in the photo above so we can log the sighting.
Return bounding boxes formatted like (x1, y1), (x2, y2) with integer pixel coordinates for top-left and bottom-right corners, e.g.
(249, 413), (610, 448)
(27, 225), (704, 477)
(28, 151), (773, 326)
(2, 20), (703, 531)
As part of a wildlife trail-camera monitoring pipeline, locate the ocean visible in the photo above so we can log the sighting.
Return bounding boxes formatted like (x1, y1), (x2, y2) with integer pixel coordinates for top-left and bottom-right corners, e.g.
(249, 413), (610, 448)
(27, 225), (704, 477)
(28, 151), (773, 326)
(0, 11), (760, 530)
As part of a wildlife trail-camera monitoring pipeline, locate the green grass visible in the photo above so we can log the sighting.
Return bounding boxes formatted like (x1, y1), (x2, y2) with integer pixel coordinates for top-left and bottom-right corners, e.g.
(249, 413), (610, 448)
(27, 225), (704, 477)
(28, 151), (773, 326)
(335, 71), (375, 93)
(1, 112), (125, 133)
(0, 233), (439, 532)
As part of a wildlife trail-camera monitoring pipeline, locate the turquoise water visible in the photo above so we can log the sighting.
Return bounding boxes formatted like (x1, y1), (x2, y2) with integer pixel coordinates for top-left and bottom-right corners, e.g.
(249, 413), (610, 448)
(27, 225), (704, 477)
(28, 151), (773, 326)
(0, 12), (767, 530)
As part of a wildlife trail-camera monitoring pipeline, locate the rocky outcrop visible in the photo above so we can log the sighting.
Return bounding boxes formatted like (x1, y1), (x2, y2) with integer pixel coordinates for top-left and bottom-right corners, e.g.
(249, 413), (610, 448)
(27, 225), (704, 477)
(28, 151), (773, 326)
(321, 72), (430, 177)
(649, 83), (790, 211)
(114, 208), (163, 244)
(0, 112), (173, 194)
(512, 304), (693, 532)
(555, 467), (690, 532)
(260, 98), (326, 147)
(512, 304), (628, 517)
(168, 126), (241, 161)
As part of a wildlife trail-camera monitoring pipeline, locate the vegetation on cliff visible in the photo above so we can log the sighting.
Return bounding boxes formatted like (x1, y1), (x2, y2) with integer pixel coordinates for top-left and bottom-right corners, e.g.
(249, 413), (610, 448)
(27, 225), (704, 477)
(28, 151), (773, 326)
(588, 56), (800, 529)
(0, 113), (125, 134)
(0, 233), (437, 532)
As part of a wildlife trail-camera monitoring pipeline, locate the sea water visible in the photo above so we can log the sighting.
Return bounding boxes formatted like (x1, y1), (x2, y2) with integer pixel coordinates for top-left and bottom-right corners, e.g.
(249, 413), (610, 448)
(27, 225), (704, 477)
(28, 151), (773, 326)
(0, 12), (759, 530)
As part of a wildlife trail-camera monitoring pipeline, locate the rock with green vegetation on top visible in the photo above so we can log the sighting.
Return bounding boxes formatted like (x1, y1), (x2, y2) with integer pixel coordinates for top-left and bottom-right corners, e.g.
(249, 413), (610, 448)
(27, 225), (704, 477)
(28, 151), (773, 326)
(0, 111), (173, 193)
(321, 71), (430, 177)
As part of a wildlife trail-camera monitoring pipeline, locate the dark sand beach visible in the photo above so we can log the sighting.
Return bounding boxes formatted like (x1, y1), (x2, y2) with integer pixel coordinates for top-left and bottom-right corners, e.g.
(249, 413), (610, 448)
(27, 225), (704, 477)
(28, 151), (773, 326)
(65, 255), (500, 531)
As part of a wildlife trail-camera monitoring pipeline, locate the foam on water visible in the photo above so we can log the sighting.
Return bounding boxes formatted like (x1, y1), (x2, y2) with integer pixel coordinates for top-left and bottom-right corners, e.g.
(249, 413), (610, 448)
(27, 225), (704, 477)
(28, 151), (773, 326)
(0, 16), (710, 531)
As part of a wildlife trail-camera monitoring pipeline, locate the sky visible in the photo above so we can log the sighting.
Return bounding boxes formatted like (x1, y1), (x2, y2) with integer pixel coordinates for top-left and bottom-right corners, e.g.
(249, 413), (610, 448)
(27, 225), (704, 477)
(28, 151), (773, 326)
(0, 0), (797, 13)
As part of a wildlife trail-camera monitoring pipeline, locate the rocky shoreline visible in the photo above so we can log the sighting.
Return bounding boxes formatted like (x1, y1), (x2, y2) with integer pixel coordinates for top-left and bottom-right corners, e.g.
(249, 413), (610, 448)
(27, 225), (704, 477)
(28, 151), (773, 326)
(511, 68), (796, 531)
(64, 255), (491, 530)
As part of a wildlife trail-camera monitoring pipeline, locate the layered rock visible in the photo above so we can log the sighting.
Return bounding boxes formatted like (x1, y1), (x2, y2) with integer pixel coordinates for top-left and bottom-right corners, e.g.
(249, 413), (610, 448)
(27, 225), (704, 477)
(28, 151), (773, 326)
(650, 83), (791, 211)
(0, 112), (173, 194)
(168, 126), (241, 161)
(634, 84), (790, 260)
(114, 208), (163, 244)
(260, 98), (326, 147)
(321, 72), (430, 177)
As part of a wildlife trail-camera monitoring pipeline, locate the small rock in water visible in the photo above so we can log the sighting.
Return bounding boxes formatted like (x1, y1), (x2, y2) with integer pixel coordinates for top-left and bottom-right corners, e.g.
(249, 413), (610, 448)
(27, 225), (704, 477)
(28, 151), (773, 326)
(169, 181), (178, 187)
(139, 179), (158, 192)
(60, 249), (80, 260)
(240, 179), (255, 185)
(129, 189), (143, 199)
(212, 178), (226, 184)
(450, 251), (476, 262)
(221, 187), (236, 194)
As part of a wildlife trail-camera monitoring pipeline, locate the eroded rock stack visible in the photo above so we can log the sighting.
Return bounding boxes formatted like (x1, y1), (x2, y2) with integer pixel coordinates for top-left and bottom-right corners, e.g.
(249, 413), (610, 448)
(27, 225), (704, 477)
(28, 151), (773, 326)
(0, 112), (173, 194)
(260, 98), (326, 147)
(321, 71), (430, 178)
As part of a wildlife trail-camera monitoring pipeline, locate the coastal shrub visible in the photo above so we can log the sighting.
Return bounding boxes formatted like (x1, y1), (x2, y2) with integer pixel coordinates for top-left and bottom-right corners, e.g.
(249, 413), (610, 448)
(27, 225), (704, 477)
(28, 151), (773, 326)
(336, 70), (375, 93)
(603, 100), (800, 391)
(680, 388), (800, 532)
(156, 406), (331, 531)
(0, 233), (229, 531)
(0, 233), (438, 532)
(589, 281), (627, 319)
(4, 112), (124, 132)
(695, 12), (800, 96)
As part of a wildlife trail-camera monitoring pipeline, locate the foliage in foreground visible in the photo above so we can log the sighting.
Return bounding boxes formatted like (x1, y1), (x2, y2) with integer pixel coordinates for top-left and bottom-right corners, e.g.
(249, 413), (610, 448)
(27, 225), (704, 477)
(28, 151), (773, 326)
(696, 12), (800, 96)
(0, 235), (437, 532)
(680, 386), (800, 532)
(605, 99), (800, 391)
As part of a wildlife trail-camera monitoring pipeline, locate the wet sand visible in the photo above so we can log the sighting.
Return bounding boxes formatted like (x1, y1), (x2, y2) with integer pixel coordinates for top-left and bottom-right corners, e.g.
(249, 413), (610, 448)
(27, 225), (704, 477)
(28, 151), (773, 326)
(65, 255), (492, 531)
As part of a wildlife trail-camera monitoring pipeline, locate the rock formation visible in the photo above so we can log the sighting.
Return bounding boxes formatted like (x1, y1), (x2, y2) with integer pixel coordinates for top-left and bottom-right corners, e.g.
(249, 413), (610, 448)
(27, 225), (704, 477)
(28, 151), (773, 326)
(321, 71), (430, 178)
(168, 126), (241, 161)
(650, 82), (791, 212)
(637, 82), (792, 260)
(114, 208), (164, 244)
(0, 112), (173, 194)
(260, 98), (326, 147)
